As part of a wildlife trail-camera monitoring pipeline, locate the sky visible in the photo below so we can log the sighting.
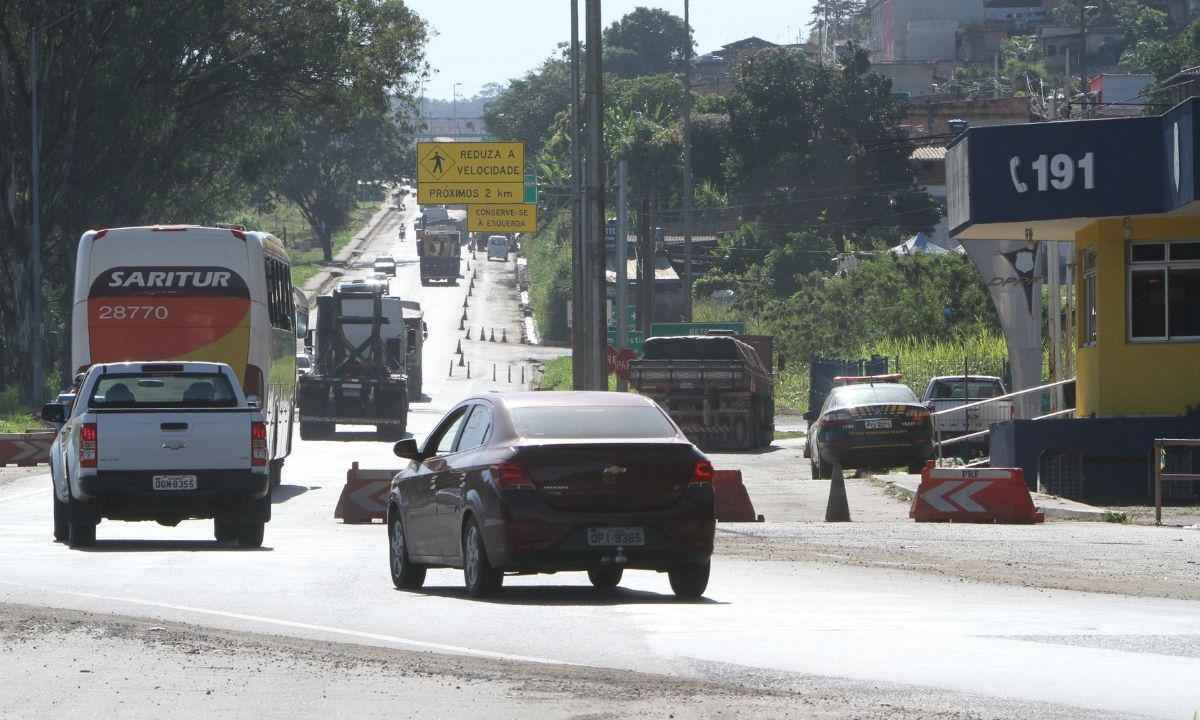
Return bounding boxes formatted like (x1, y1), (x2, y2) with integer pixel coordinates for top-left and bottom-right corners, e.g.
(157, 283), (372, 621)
(406, 0), (816, 100)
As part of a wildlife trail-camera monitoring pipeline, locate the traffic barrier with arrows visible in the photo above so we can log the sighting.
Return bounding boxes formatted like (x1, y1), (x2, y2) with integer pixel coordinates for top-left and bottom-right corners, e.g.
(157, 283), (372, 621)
(909, 465), (1043, 524)
(334, 461), (393, 524)
(0, 432), (53, 467)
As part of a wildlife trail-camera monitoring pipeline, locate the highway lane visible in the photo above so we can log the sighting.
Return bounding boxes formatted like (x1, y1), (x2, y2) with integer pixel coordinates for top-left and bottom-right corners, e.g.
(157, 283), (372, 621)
(2, 207), (1199, 718)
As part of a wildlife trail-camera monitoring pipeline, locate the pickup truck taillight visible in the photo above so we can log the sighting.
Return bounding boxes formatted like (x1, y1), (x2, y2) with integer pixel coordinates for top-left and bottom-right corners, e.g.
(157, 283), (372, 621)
(251, 421), (268, 466)
(80, 423), (98, 468)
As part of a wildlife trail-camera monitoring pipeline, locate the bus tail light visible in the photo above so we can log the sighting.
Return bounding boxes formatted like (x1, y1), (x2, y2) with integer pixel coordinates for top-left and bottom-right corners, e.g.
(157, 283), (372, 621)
(251, 421), (268, 466)
(80, 423), (98, 468)
(244, 365), (264, 399)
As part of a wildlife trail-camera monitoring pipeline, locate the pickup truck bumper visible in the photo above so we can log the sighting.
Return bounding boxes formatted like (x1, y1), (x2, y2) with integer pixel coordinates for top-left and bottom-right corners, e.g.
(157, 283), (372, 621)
(76, 470), (269, 522)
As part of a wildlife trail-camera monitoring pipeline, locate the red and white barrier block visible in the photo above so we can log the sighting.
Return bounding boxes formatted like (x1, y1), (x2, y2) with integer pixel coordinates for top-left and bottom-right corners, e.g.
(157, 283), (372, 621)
(0, 432), (53, 467)
(334, 462), (394, 524)
(910, 466), (1043, 524)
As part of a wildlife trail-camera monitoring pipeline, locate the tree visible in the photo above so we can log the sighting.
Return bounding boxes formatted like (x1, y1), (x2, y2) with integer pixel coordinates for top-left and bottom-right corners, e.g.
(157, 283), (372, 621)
(723, 46), (938, 253)
(483, 48), (572, 156)
(808, 0), (867, 47)
(602, 7), (692, 78)
(0, 0), (428, 394)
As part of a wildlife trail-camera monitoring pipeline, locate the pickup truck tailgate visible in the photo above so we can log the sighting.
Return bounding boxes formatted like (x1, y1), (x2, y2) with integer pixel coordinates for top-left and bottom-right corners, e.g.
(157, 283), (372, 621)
(96, 411), (253, 471)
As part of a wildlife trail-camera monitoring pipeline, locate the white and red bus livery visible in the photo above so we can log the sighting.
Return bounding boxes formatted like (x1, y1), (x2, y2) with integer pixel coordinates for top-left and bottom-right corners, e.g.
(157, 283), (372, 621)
(71, 225), (299, 483)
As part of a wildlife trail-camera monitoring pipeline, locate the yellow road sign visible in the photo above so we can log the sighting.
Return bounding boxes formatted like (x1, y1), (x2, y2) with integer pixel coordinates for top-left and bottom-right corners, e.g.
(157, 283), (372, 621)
(417, 141), (525, 183)
(417, 182), (524, 205)
(468, 204), (537, 233)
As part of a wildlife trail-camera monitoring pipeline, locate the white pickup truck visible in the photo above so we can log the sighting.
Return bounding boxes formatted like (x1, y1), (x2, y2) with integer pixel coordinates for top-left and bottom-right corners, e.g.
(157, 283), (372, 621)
(921, 375), (1013, 456)
(41, 361), (271, 548)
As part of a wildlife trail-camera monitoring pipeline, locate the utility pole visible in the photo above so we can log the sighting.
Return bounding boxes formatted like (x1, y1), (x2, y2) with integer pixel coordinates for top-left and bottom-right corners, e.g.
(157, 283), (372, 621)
(1079, 3), (1088, 103)
(583, 0), (607, 390)
(616, 159), (629, 392)
(681, 0), (694, 321)
(30, 29), (43, 404)
(570, 0), (587, 389)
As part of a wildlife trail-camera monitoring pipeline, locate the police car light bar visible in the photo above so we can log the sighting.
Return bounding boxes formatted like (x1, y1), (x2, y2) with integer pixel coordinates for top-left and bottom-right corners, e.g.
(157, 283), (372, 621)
(833, 373), (904, 385)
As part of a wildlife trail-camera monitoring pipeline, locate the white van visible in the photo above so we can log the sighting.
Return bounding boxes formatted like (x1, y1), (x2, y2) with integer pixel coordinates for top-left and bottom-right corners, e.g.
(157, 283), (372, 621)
(487, 235), (509, 262)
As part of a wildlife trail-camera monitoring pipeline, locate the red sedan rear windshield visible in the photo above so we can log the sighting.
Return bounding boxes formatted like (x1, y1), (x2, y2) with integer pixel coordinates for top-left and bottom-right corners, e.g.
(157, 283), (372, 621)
(511, 405), (677, 439)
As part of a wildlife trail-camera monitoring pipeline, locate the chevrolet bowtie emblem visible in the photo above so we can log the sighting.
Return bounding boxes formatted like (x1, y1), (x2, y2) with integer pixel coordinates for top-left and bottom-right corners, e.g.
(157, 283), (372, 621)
(602, 465), (627, 477)
(162, 441), (186, 450)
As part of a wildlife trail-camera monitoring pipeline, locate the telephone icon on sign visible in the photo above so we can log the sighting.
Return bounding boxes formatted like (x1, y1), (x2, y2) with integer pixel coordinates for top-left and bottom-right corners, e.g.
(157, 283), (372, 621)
(1010, 156), (1028, 194)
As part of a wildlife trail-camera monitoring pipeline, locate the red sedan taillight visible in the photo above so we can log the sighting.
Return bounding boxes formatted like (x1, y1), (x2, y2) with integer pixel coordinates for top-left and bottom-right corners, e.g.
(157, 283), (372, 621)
(80, 423), (98, 468)
(495, 461), (534, 490)
(251, 421), (268, 466)
(691, 460), (715, 487)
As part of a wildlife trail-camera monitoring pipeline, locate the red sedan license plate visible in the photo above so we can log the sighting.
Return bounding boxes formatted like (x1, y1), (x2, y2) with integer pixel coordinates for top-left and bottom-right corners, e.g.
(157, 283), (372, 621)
(587, 527), (645, 547)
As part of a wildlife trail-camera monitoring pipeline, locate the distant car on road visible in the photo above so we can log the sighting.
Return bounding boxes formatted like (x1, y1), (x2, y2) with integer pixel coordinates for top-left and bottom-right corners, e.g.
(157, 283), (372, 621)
(486, 235), (509, 262)
(386, 391), (715, 600)
(373, 255), (397, 276)
(42, 361), (271, 548)
(803, 375), (933, 478)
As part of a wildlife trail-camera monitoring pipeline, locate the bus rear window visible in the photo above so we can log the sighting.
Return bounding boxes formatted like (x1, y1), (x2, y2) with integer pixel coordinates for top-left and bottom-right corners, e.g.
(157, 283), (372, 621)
(90, 373), (238, 408)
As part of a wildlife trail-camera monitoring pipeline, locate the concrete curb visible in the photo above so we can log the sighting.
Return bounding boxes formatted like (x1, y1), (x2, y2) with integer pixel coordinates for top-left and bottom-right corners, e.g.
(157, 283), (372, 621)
(300, 196), (395, 301)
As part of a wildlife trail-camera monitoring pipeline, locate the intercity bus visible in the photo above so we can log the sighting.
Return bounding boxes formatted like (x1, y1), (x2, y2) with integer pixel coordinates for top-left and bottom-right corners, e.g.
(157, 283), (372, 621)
(71, 225), (300, 484)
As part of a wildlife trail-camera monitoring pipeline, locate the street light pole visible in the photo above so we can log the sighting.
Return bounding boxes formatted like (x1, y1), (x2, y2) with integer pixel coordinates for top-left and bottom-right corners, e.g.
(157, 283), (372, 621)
(569, 0), (587, 389)
(584, 0), (607, 390)
(681, 0), (694, 321)
(30, 29), (43, 404)
(452, 82), (462, 135)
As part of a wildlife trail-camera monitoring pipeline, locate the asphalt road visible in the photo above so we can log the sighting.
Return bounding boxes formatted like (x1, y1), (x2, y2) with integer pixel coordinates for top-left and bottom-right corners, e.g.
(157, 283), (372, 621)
(2, 205), (1199, 718)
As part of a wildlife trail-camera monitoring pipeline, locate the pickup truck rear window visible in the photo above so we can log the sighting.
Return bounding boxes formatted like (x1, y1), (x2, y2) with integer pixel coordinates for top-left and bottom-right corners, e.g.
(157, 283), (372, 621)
(511, 405), (677, 440)
(90, 373), (238, 408)
(930, 380), (1003, 400)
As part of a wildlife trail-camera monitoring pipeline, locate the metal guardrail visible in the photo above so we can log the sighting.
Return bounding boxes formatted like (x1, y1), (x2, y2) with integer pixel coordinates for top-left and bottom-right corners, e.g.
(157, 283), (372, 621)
(1154, 438), (1200, 526)
(933, 378), (1076, 462)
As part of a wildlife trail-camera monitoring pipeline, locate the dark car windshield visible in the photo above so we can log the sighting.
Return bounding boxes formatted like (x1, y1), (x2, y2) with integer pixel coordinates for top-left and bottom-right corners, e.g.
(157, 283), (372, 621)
(90, 373), (238, 408)
(828, 384), (917, 410)
(511, 405), (677, 439)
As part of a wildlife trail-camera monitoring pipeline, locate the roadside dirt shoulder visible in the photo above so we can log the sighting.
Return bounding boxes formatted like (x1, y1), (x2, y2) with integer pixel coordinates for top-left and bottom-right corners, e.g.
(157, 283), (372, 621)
(0, 603), (1128, 720)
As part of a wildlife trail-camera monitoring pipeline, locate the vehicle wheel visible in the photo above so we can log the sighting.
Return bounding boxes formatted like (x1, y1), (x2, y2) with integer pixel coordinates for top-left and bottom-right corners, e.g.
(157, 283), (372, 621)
(810, 457), (822, 479)
(389, 513), (426, 590)
(668, 561), (710, 600)
(376, 425), (405, 441)
(67, 496), (96, 548)
(587, 566), (623, 591)
(52, 488), (69, 543)
(300, 422), (333, 440)
(462, 518), (502, 597)
(214, 516), (238, 543)
(269, 458), (284, 487)
(818, 457), (833, 479)
(237, 518), (265, 548)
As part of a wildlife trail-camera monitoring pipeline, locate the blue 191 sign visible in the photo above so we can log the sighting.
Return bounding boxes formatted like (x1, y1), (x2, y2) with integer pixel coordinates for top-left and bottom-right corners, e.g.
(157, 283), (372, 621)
(1009, 152), (1095, 194)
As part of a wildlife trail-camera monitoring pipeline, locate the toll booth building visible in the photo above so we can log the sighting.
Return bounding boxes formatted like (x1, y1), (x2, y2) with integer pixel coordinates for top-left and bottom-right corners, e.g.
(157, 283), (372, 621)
(947, 98), (1200, 503)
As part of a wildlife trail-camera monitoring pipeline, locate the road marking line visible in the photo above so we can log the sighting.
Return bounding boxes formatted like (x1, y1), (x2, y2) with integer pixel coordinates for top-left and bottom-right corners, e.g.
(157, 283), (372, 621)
(0, 487), (47, 504)
(0, 583), (572, 666)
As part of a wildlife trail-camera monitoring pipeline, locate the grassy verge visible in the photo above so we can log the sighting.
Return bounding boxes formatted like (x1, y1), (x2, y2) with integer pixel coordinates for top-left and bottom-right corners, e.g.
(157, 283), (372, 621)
(236, 201), (380, 288)
(537, 357), (617, 391)
(0, 413), (42, 433)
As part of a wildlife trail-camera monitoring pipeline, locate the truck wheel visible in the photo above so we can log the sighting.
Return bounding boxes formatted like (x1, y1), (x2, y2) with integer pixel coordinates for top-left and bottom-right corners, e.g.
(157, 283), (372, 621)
(237, 518), (265, 548)
(668, 561), (710, 600)
(587, 567), (623, 591)
(52, 488), (69, 543)
(214, 516), (238, 543)
(300, 422), (333, 440)
(269, 459), (284, 487)
(67, 496), (96, 548)
(376, 425), (405, 441)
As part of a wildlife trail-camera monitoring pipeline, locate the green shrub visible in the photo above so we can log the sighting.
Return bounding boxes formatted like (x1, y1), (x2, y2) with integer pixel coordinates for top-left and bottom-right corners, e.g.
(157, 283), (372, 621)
(523, 209), (574, 341)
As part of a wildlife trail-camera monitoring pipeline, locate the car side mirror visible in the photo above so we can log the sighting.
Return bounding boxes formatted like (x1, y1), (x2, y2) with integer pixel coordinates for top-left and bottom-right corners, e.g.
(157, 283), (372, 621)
(41, 403), (66, 424)
(393, 438), (420, 459)
(925, 401), (937, 412)
(802, 410), (817, 423)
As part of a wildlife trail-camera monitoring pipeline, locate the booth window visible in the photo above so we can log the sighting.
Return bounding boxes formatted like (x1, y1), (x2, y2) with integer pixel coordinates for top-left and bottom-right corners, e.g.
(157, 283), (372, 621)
(1128, 241), (1200, 341)
(1082, 250), (1097, 346)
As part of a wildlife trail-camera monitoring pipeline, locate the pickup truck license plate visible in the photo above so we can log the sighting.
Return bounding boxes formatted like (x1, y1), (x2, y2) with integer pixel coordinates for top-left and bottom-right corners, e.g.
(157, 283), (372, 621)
(864, 419), (893, 430)
(153, 474), (197, 491)
(587, 527), (645, 547)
